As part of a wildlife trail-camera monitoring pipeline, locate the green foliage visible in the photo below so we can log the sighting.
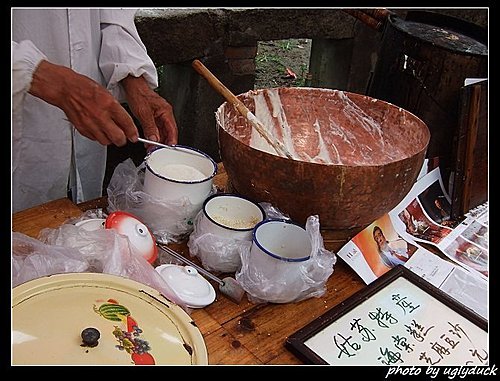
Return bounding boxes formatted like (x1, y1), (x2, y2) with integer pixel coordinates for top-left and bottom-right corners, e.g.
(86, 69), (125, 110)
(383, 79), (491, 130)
(255, 53), (286, 67)
(255, 39), (311, 89)
(295, 63), (310, 87)
(278, 40), (296, 51)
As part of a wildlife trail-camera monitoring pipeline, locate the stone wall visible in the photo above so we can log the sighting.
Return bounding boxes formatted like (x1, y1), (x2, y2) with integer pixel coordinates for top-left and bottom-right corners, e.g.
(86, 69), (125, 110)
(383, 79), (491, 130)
(108, 8), (488, 170)
(133, 9), (360, 162)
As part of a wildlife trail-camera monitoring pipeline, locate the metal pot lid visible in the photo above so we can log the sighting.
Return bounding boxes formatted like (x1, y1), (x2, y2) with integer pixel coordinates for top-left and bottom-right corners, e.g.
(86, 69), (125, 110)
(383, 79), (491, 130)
(155, 264), (216, 309)
(390, 14), (488, 56)
(105, 211), (158, 264)
(12, 273), (208, 365)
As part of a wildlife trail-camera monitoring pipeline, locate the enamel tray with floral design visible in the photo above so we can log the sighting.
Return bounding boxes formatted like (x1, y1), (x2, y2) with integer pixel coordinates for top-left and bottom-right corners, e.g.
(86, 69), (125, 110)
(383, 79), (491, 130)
(12, 272), (208, 365)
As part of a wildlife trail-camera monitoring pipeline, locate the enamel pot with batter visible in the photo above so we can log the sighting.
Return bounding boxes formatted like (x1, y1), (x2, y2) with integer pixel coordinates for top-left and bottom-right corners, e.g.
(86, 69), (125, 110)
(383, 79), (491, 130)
(143, 145), (217, 207)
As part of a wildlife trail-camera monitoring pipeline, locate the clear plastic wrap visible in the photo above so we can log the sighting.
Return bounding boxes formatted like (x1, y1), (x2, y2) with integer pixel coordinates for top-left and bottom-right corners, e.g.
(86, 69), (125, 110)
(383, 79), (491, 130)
(236, 215), (337, 304)
(12, 232), (88, 287)
(187, 210), (247, 273)
(12, 216), (188, 311)
(106, 159), (214, 244)
(187, 201), (279, 273)
(258, 202), (290, 220)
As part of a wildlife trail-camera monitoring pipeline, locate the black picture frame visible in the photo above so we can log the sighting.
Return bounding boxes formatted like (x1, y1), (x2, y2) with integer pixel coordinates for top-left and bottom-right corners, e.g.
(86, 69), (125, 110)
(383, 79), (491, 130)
(285, 265), (488, 365)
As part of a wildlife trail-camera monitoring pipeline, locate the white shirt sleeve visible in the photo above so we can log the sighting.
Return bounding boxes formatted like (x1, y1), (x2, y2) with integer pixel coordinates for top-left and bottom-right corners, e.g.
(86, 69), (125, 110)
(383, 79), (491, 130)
(98, 9), (158, 102)
(12, 40), (47, 110)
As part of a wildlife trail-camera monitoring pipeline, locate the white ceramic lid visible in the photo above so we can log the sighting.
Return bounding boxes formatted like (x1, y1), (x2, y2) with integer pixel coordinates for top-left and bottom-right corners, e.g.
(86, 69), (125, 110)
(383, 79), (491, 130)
(155, 264), (216, 308)
(12, 272), (208, 365)
(75, 218), (106, 231)
(105, 211), (158, 264)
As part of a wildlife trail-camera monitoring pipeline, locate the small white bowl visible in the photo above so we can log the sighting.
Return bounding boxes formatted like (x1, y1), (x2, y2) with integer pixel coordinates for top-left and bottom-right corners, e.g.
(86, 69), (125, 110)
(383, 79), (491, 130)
(143, 146), (217, 206)
(198, 193), (265, 241)
(104, 211), (158, 265)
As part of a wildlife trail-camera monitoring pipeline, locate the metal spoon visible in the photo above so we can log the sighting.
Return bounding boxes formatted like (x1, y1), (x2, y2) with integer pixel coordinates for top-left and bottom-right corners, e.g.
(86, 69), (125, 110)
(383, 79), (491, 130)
(137, 137), (208, 159)
(137, 137), (175, 150)
(137, 137), (214, 165)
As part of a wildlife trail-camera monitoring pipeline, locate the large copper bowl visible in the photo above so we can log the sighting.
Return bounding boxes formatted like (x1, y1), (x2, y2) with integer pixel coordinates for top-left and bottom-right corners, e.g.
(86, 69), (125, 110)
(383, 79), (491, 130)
(216, 88), (430, 232)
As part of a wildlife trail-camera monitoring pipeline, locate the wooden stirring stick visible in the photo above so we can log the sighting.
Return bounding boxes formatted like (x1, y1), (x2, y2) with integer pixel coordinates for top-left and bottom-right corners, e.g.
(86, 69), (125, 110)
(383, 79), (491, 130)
(191, 59), (293, 159)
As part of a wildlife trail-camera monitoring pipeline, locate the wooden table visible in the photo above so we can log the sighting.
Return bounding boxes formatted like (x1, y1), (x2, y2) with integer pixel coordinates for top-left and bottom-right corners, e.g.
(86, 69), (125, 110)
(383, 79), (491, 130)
(12, 166), (366, 365)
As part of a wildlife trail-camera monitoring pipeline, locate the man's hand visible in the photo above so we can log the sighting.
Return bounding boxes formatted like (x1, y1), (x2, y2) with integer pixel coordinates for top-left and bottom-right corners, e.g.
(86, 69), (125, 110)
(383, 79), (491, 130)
(121, 75), (178, 146)
(29, 60), (138, 146)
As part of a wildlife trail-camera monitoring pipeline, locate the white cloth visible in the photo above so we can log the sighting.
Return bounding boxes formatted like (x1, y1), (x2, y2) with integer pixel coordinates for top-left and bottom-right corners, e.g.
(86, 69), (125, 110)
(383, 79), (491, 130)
(12, 8), (158, 212)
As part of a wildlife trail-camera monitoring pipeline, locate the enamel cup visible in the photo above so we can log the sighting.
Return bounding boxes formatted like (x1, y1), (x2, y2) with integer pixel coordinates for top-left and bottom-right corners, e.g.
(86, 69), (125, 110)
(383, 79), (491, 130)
(198, 193), (265, 241)
(246, 219), (312, 302)
(143, 146), (217, 207)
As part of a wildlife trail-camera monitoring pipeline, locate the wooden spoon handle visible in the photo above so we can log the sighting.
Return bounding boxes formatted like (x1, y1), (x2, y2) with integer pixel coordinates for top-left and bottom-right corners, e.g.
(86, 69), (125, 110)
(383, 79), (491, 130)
(192, 59), (247, 116)
(192, 59), (292, 159)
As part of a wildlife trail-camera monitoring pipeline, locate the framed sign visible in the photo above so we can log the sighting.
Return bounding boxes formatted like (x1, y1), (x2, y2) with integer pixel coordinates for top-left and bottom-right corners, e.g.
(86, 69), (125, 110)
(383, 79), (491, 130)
(285, 266), (488, 366)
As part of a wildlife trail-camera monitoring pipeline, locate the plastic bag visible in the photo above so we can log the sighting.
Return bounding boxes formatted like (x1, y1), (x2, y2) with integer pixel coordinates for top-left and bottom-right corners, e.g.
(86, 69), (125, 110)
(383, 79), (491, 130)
(187, 210), (245, 273)
(107, 158), (214, 243)
(236, 214), (337, 304)
(12, 216), (188, 311)
(259, 202), (290, 220)
(12, 232), (88, 287)
(187, 201), (282, 273)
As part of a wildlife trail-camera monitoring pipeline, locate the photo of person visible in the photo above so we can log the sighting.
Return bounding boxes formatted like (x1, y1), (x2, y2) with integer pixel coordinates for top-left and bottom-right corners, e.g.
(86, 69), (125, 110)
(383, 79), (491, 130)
(460, 221), (488, 250)
(443, 236), (488, 277)
(418, 180), (458, 228)
(372, 226), (408, 267)
(352, 215), (418, 277)
(398, 199), (452, 244)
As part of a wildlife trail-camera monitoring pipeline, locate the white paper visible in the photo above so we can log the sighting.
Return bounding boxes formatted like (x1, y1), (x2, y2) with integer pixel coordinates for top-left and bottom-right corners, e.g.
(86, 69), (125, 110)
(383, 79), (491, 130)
(464, 78), (487, 86)
(337, 167), (488, 319)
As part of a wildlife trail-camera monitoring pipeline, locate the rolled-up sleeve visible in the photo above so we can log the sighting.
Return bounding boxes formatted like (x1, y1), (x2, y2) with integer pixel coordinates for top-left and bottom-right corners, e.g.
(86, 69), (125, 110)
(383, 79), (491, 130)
(12, 40), (47, 109)
(99, 8), (158, 102)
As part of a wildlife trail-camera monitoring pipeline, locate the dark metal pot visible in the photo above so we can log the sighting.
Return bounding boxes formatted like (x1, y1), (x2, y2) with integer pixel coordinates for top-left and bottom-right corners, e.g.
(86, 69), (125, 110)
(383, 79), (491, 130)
(367, 10), (487, 177)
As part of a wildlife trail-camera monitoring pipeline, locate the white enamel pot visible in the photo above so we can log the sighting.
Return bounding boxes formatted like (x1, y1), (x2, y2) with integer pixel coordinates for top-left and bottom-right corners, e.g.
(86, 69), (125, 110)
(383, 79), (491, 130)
(143, 146), (217, 207)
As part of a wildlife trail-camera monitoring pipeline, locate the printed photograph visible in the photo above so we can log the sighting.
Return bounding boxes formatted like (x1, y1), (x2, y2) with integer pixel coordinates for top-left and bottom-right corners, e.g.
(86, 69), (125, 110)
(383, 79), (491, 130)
(398, 198), (452, 244)
(460, 220), (488, 250)
(443, 236), (488, 277)
(417, 180), (457, 228)
(352, 214), (418, 277)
